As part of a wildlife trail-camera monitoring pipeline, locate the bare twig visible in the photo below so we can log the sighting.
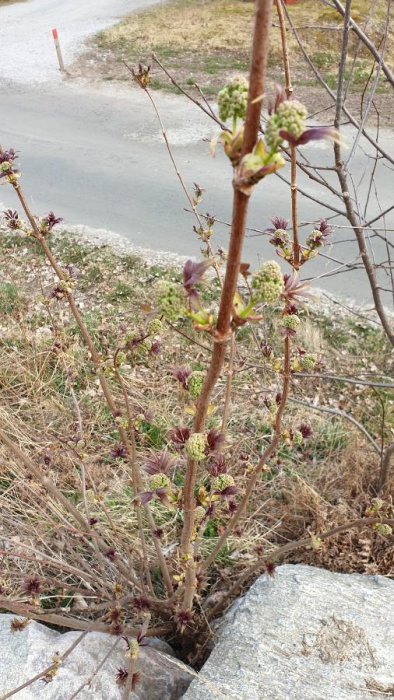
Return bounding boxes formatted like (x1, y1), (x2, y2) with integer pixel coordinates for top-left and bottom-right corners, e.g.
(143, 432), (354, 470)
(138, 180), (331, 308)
(329, 4), (394, 346)
(67, 638), (121, 700)
(294, 373), (394, 389)
(151, 53), (226, 129)
(378, 443), (394, 492)
(202, 335), (292, 572)
(221, 333), (236, 433)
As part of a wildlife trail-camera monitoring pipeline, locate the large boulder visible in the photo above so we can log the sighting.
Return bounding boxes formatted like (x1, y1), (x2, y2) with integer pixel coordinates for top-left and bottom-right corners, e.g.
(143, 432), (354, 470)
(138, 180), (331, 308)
(0, 614), (192, 699)
(182, 564), (394, 699)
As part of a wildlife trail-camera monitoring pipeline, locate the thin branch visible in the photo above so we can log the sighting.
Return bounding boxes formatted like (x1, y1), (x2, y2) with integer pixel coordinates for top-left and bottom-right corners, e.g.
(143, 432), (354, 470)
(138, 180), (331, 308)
(0, 631), (88, 700)
(321, 3), (394, 346)
(123, 62), (223, 285)
(221, 333), (236, 433)
(283, 4), (394, 165)
(0, 144), (174, 594)
(151, 53), (225, 129)
(275, 0), (293, 98)
(0, 428), (155, 595)
(67, 639), (121, 700)
(0, 601), (169, 637)
(378, 443), (394, 492)
(294, 373), (394, 389)
(113, 362), (155, 597)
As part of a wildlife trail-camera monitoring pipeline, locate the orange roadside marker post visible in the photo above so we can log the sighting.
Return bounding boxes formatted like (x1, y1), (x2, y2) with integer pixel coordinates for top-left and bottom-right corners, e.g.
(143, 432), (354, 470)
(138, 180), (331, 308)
(52, 28), (66, 73)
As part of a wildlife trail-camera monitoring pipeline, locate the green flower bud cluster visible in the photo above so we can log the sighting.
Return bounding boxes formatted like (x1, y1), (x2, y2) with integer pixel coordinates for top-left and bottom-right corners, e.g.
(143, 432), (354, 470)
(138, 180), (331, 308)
(188, 372), (204, 399)
(306, 229), (323, 249)
(374, 523), (392, 536)
(266, 400), (277, 415)
(271, 228), (292, 261)
(273, 229), (290, 246)
(125, 331), (152, 357)
(185, 433), (207, 462)
(149, 472), (171, 491)
(128, 639), (140, 660)
(252, 260), (284, 303)
(265, 100), (308, 151)
(194, 506), (206, 524)
(218, 77), (249, 124)
(156, 280), (185, 321)
(292, 430), (303, 446)
(58, 279), (73, 293)
(115, 351), (126, 367)
(0, 162), (11, 173)
(301, 353), (317, 371)
(368, 498), (384, 513)
(148, 317), (163, 335)
(272, 357), (284, 373)
(282, 315), (301, 332)
(213, 474), (235, 492)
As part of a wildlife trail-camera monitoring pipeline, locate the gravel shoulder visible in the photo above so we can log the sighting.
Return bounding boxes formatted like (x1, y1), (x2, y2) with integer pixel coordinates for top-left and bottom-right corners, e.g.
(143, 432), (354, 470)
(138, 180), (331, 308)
(0, 0), (157, 86)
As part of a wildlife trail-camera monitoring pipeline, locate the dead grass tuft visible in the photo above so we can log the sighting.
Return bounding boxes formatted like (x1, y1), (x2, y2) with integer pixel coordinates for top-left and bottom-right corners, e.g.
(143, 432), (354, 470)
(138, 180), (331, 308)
(82, 0), (393, 107)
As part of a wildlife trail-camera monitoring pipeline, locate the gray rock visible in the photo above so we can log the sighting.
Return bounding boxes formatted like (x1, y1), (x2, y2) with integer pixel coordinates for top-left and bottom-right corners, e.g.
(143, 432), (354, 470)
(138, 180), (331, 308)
(0, 614), (192, 699)
(182, 564), (394, 700)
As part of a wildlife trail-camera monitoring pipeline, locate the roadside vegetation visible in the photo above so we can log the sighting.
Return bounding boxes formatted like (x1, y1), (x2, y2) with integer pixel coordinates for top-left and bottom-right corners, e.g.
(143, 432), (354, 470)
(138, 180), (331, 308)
(1, 227), (392, 605)
(92, 0), (393, 104)
(0, 0), (393, 692)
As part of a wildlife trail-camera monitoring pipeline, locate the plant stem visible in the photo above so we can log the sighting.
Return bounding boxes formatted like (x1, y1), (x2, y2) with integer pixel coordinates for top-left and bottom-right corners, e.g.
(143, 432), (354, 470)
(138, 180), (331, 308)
(114, 363), (155, 596)
(221, 333), (236, 433)
(179, 0), (275, 610)
(275, 0), (300, 269)
(378, 443), (394, 492)
(201, 335), (291, 572)
(0, 631), (88, 699)
(275, 0), (293, 98)
(290, 144), (300, 269)
(124, 67), (223, 287)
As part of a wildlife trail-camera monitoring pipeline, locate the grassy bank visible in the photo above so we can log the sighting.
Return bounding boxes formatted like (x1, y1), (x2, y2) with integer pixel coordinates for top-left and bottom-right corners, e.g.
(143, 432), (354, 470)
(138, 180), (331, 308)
(91, 0), (393, 97)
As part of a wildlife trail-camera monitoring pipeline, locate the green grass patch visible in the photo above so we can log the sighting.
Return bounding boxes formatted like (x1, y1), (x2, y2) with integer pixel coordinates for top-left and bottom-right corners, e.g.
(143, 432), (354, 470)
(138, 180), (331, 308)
(0, 283), (25, 315)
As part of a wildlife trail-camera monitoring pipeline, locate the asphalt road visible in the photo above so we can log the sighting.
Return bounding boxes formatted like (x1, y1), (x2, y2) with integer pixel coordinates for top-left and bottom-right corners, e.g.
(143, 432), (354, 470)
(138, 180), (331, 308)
(1, 1), (393, 305)
(0, 0), (158, 84)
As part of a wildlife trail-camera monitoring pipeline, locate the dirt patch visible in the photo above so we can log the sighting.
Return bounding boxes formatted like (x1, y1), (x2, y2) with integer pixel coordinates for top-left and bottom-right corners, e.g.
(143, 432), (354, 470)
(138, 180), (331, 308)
(71, 47), (393, 129)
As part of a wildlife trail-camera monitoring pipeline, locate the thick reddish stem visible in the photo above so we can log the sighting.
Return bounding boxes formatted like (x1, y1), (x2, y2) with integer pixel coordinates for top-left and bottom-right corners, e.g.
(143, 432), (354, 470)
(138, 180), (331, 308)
(180, 0), (274, 610)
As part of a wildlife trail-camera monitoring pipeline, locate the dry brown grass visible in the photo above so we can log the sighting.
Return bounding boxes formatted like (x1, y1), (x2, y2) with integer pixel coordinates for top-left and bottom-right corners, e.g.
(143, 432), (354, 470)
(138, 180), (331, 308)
(87, 0), (393, 101)
(1, 227), (392, 624)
